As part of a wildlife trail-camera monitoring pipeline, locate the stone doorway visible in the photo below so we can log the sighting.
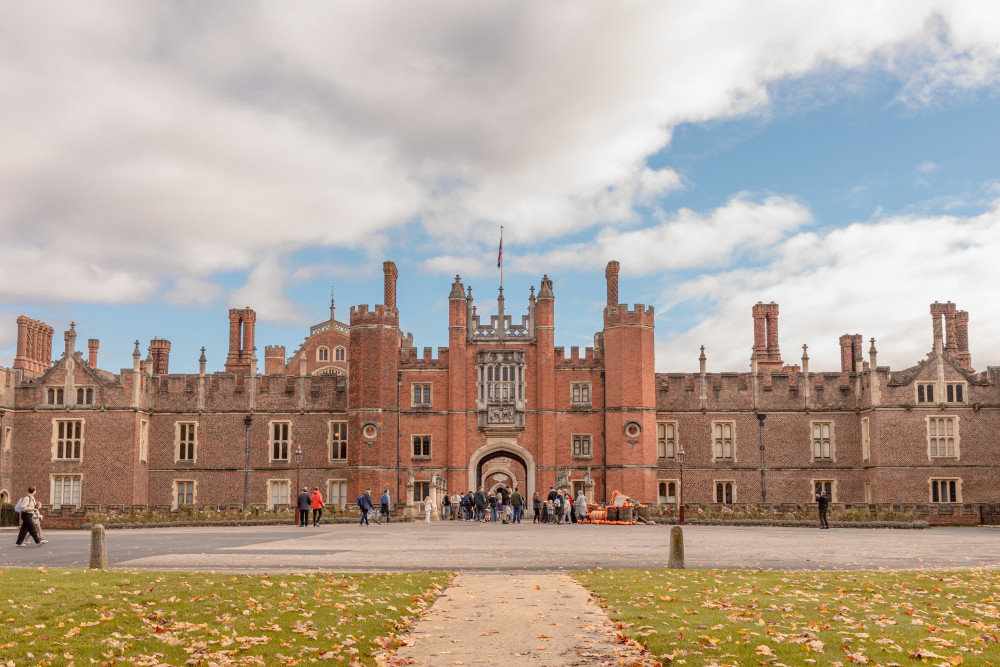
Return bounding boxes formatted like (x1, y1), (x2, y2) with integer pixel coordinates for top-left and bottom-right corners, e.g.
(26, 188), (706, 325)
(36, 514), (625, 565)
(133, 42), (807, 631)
(468, 442), (536, 502)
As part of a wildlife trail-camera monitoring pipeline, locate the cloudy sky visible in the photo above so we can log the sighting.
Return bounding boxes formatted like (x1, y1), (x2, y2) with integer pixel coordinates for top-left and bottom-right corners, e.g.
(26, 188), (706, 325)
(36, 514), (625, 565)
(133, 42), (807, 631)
(3, 1), (1000, 374)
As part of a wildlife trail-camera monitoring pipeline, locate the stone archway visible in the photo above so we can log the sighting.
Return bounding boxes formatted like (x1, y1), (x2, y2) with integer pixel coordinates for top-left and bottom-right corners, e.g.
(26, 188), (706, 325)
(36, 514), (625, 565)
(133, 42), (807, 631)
(468, 441), (536, 502)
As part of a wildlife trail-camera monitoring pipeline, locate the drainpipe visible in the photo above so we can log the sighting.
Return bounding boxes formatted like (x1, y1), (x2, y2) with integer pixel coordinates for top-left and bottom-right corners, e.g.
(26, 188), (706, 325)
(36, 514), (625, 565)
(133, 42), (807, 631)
(396, 372), (401, 505)
(601, 371), (607, 504)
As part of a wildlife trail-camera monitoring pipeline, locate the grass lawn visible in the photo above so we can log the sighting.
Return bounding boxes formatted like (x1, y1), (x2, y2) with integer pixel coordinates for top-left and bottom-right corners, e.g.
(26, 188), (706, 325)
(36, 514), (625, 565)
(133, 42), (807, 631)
(0, 568), (450, 666)
(575, 569), (1000, 666)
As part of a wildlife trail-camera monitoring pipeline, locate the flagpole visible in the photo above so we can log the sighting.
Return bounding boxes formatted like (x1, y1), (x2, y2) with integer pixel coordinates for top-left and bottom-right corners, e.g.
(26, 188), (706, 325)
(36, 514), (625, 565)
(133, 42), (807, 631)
(499, 225), (503, 294)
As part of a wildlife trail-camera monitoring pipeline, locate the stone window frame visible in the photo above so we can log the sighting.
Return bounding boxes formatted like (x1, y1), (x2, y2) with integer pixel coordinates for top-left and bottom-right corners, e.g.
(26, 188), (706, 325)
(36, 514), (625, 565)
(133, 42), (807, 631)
(861, 417), (871, 462)
(268, 478), (291, 508)
(3, 426), (11, 453)
(929, 477), (961, 503)
(714, 479), (735, 504)
(411, 382), (432, 407)
(570, 382), (592, 406)
(711, 420), (735, 461)
(334, 346), (347, 362)
(52, 418), (84, 461)
(812, 479), (836, 502)
(658, 478), (679, 505)
(269, 420), (292, 462)
(316, 346), (330, 363)
(810, 420), (835, 461)
(51, 473), (82, 509)
(657, 421), (677, 459)
(916, 383), (935, 404)
(175, 421), (197, 462)
(926, 415), (960, 459)
(945, 382), (966, 404)
(174, 479), (196, 510)
(327, 479), (347, 509)
(571, 433), (593, 459)
(139, 419), (148, 463)
(413, 481), (431, 502)
(46, 386), (64, 406)
(76, 386), (94, 406)
(328, 421), (348, 461)
(412, 434), (432, 459)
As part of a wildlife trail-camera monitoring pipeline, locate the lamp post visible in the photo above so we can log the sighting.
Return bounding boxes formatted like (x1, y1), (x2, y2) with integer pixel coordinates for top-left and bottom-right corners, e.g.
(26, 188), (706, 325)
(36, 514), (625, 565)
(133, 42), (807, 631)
(757, 413), (767, 504)
(294, 446), (303, 525)
(677, 446), (686, 525)
(242, 415), (252, 510)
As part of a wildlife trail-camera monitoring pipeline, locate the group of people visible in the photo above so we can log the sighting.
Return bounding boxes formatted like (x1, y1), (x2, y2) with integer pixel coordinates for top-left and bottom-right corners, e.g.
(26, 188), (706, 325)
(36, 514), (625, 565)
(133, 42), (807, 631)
(440, 486), (589, 524)
(356, 488), (393, 526)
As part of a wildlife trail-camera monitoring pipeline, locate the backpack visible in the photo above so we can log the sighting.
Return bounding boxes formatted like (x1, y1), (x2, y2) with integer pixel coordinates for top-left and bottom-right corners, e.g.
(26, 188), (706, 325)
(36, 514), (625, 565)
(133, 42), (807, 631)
(14, 496), (24, 513)
(357, 495), (365, 508)
(553, 496), (562, 509)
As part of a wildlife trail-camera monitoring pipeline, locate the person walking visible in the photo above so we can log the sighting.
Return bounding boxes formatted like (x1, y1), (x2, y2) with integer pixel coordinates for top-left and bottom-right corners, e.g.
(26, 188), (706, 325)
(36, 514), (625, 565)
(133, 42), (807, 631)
(310, 486), (324, 526)
(14, 486), (47, 547)
(297, 487), (311, 528)
(424, 494), (433, 523)
(816, 490), (830, 529)
(358, 488), (374, 526)
(380, 489), (392, 524)
(532, 492), (541, 523)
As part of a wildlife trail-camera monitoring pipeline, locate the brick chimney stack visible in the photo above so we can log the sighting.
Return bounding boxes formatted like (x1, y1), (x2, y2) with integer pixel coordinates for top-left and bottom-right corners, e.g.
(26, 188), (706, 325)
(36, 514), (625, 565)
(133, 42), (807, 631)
(605, 260), (620, 307)
(150, 338), (171, 375)
(954, 309), (972, 370)
(383, 261), (398, 310)
(839, 333), (863, 372)
(14, 315), (54, 373)
(88, 338), (99, 368)
(225, 307), (256, 375)
(751, 302), (782, 370)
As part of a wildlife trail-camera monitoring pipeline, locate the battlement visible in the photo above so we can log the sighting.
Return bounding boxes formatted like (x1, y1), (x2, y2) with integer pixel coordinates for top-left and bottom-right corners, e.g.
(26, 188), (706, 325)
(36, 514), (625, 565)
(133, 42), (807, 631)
(554, 346), (600, 366)
(603, 304), (654, 326)
(350, 304), (399, 324)
(400, 346), (448, 366)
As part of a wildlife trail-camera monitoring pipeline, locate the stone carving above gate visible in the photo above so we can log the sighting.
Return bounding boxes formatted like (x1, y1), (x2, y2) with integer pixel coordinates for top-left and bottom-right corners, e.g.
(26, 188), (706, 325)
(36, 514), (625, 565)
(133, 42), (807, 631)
(477, 348), (526, 431)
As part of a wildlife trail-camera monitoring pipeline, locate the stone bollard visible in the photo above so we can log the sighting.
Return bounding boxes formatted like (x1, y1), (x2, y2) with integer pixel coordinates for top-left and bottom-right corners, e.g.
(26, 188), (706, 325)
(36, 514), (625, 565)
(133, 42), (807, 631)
(667, 525), (685, 569)
(89, 524), (109, 571)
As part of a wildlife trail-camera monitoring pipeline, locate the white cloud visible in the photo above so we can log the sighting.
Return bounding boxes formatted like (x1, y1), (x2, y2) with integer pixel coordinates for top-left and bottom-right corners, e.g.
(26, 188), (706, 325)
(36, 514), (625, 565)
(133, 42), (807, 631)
(508, 194), (812, 275)
(228, 256), (306, 325)
(657, 199), (1000, 373)
(0, 1), (999, 313)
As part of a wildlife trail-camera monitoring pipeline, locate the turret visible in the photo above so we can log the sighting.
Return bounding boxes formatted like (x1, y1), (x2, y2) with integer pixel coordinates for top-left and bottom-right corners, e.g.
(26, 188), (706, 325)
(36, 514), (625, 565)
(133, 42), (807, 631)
(265, 345), (286, 375)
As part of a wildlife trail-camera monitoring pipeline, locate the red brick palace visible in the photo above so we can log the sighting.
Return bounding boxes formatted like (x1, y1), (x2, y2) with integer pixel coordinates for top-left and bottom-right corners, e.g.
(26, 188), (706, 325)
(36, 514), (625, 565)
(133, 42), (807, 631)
(1, 261), (996, 515)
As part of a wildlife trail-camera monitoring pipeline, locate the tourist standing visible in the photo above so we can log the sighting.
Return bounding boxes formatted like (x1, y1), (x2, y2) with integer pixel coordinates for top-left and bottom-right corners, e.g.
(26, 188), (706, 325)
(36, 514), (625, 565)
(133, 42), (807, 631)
(532, 492), (541, 523)
(816, 490), (830, 529)
(443, 493), (452, 520)
(311, 486), (324, 526)
(563, 492), (574, 524)
(14, 486), (47, 547)
(510, 487), (524, 524)
(424, 495), (433, 522)
(474, 487), (486, 522)
(575, 491), (589, 523)
(297, 487), (311, 527)
(450, 491), (461, 520)
(380, 489), (392, 524)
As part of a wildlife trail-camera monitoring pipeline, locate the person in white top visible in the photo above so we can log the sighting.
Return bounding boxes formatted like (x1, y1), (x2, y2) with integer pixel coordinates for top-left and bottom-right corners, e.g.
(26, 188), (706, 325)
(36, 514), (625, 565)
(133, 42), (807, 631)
(15, 486), (47, 546)
(424, 495), (433, 523)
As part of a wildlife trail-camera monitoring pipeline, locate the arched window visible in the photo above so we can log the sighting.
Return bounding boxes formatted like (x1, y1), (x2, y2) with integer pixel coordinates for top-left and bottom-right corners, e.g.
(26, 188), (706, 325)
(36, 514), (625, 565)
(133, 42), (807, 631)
(334, 346), (346, 362)
(317, 346), (329, 362)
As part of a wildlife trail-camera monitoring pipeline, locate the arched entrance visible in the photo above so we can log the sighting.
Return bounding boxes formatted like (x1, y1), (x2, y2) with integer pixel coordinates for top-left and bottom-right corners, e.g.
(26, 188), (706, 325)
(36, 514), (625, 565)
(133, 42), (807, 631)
(468, 441), (536, 502)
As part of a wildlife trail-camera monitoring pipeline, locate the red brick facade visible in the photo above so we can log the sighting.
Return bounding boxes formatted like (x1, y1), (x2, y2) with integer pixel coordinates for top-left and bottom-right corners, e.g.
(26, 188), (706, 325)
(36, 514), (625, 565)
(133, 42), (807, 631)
(0, 265), (997, 517)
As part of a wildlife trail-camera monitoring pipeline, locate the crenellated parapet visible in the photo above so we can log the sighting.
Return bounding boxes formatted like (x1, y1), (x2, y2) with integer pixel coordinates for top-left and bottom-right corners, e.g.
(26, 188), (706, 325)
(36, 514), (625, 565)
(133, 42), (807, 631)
(603, 304), (655, 328)
(553, 346), (601, 366)
(350, 304), (400, 327)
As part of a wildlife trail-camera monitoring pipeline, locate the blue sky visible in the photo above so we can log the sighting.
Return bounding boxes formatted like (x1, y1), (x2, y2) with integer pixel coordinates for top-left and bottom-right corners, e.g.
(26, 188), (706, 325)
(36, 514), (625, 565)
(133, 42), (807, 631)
(2, 2), (1000, 374)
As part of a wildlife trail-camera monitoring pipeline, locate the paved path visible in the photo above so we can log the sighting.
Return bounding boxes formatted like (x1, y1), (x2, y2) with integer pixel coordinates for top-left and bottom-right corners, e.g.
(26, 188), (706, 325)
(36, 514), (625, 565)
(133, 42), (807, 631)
(3, 522), (999, 571)
(394, 573), (655, 666)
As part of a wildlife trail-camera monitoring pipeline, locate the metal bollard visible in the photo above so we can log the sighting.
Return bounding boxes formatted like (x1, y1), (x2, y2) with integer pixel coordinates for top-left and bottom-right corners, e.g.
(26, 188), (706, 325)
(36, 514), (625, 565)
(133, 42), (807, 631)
(89, 524), (109, 570)
(667, 525), (685, 569)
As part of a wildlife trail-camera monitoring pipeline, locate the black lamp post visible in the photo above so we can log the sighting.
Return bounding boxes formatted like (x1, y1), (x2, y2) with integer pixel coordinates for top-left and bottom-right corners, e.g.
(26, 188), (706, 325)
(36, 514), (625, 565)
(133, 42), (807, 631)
(242, 415), (252, 510)
(294, 446), (303, 525)
(677, 446), (686, 525)
(757, 413), (767, 503)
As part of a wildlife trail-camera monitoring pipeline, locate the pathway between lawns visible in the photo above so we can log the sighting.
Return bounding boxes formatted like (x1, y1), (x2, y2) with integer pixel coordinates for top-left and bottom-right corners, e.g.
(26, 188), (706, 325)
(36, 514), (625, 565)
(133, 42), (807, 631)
(390, 573), (658, 666)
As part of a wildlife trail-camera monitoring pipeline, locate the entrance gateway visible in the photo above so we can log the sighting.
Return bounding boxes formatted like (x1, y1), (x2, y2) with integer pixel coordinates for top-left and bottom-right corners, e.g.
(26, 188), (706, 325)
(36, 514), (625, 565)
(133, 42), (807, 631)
(468, 441), (536, 502)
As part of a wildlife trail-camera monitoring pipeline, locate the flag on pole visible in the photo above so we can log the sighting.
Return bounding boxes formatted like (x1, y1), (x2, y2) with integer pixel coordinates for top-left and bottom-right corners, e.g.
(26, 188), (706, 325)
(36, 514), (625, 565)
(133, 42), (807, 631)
(497, 227), (503, 268)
